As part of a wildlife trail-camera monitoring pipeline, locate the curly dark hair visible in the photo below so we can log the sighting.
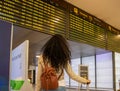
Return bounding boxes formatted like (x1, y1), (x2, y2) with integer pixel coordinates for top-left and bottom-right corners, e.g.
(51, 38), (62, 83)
(41, 34), (71, 72)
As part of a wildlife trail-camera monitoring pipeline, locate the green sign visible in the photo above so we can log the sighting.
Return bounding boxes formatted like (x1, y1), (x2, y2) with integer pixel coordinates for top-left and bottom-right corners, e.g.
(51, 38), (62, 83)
(10, 80), (24, 90)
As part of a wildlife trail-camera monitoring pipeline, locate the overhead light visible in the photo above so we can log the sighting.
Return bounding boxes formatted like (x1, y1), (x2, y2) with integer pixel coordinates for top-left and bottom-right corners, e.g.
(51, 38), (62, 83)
(36, 55), (40, 58)
(117, 32), (120, 36)
(117, 35), (120, 37)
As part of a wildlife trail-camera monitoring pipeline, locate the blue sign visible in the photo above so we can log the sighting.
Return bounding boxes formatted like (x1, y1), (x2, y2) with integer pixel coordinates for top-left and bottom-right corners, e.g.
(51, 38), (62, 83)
(0, 20), (12, 91)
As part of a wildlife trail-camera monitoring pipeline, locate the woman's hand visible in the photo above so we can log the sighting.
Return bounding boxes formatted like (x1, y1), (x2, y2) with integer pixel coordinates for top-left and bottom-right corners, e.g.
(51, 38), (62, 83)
(86, 80), (91, 84)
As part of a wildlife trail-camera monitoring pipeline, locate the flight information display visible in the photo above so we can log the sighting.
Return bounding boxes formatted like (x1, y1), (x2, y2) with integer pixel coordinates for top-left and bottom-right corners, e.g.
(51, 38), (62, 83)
(0, 0), (120, 52)
(0, 0), (66, 35)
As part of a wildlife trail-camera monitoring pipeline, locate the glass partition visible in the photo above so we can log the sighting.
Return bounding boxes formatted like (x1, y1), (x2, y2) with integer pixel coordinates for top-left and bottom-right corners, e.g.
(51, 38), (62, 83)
(82, 56), (95, 87)
(96, 52), (113, 88)
(115, 52), (120, 91)
(64, 58), (80, 87)
(70, 58), (80, 87)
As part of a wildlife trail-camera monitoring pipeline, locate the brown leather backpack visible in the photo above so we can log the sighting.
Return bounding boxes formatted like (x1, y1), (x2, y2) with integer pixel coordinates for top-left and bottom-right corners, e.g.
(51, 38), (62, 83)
(41, 63), (63, 91)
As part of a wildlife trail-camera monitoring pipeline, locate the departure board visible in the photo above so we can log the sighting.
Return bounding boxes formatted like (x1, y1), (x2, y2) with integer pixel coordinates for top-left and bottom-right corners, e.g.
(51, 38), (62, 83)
(0, 0), (67, 36)
(0, 0), (120, 52)
(69, 14), (106, 49)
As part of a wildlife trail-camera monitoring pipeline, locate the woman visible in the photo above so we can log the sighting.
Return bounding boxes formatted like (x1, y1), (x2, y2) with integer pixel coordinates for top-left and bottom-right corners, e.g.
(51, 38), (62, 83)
(36, 34), (90, 91)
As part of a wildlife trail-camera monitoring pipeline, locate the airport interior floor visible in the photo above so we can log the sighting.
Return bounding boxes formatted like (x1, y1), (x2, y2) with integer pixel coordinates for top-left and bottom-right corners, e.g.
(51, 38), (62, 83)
(66, 89), (113, 91)
(66, 88), (114, 91)
(67, 90), (113, 91)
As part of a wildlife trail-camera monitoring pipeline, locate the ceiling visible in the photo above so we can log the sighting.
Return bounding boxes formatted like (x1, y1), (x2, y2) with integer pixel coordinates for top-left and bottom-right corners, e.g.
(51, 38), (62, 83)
(13, 25), (110, 65)
(65, 0), (120, 30)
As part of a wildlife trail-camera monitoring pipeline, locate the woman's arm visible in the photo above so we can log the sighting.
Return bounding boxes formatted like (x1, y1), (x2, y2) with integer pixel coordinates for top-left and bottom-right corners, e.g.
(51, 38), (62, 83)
(65, 62), (90, 84)
(35, 56), (43, 91)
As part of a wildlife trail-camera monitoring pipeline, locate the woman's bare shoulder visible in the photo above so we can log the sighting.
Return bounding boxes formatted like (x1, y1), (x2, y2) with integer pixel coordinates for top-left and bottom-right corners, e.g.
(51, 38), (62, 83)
(38, 55), (43, 63)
